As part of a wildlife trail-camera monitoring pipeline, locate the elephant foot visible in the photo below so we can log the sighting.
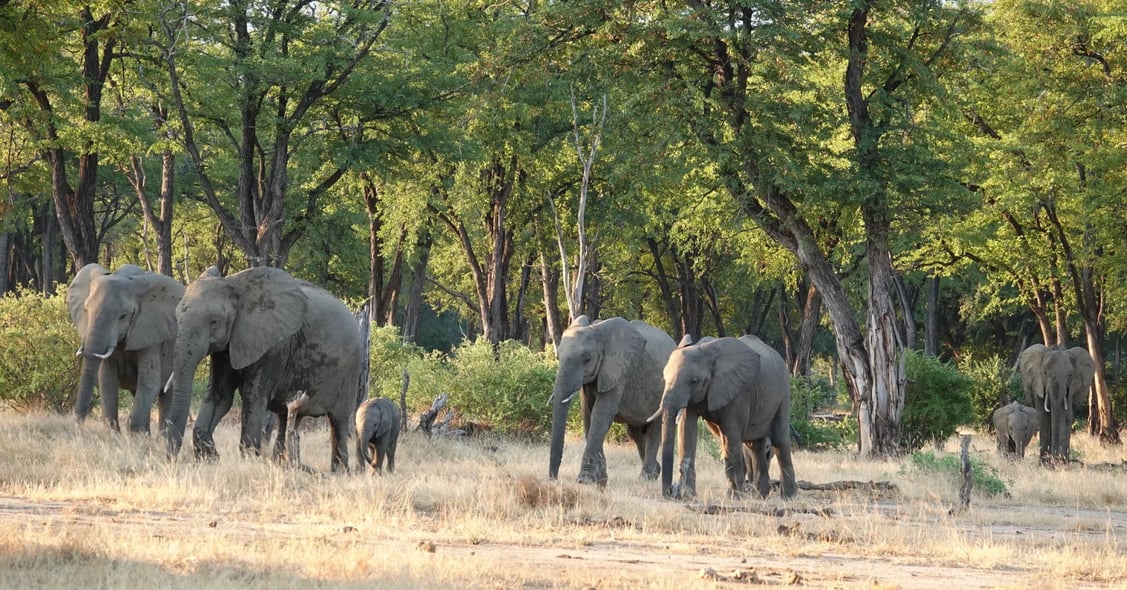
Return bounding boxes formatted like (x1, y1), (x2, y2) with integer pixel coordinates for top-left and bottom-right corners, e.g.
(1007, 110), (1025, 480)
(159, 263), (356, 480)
(665, 482), (695, 500)
(639, 465), (660, 481)
(577, 452), (608, 487)
(576, 472), (608, 487)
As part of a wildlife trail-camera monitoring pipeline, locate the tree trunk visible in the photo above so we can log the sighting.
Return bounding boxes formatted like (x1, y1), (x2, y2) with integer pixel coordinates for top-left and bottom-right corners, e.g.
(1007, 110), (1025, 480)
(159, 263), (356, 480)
(401, 232), (432, 343)
(924, 275), (939, 356)
(540, 249), (563, 347)
(792, 284), (821, 377)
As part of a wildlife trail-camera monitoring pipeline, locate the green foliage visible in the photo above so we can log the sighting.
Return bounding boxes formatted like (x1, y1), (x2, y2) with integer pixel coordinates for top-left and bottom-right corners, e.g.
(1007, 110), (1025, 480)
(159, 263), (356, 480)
(901, 451), (1009, 498)
(0, 290), (80, 412)
(901, 351), (974, 453)
(957, 353), (1023, 431)
(368, 328), (556, 437)
(789, 376), (856, 450)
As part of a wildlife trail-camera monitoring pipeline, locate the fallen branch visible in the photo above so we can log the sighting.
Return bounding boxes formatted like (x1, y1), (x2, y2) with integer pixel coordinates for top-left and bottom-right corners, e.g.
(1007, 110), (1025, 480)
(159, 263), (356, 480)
(795, 480), (899, 493)
(686, 503), (835, 518)
(418, 393), (448, 436)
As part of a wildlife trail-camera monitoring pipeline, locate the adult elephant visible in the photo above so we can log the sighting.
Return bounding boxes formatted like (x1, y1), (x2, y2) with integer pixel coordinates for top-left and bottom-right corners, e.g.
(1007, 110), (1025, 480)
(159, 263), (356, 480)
(1017, 344), (1095, 464)
(992, 401), (1038, 459)
(165, 266), (362, 472)
(548, 315), (676, 486)
(648, 335), (795, 499)
(67, 263), (183, 435)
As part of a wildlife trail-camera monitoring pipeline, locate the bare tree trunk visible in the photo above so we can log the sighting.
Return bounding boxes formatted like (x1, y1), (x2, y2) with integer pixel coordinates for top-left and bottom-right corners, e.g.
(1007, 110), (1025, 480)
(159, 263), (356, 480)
(792, 284), (821, 377)
(924, 275), (939, 356)
(539, 249), (563, 347)
(401, 233), (432, 344)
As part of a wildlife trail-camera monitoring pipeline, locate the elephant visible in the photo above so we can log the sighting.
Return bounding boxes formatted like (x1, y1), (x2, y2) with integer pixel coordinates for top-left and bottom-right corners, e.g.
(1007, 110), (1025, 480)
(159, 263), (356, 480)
(548, 315), (676, 486)
(355, 397), (401, 474)
(1017, 343), (1095, 464)
(164, 266), (363, 472)
(992, 401), (1038, 459)
(66, 263), (184, 435)
(648, 335), (796, 500)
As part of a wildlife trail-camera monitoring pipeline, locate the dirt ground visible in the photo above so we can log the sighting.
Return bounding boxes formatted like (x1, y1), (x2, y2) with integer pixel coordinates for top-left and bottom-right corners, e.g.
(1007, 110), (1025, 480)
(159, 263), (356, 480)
(3, 490), (1123, 589)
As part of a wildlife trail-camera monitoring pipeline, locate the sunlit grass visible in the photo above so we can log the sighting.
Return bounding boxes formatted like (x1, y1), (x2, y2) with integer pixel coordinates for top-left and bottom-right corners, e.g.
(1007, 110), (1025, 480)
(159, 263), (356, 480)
(1, 411), (1125, 588)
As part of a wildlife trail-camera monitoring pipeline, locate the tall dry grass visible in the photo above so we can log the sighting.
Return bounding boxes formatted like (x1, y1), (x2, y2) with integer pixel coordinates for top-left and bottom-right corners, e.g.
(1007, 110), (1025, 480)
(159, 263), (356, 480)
(0, 411), (1125, 589)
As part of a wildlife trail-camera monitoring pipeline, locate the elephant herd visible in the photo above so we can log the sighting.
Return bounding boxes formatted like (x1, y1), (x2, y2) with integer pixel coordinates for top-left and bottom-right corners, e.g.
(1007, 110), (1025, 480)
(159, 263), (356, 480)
(68, 264), (1087, 497)
(68, 263), (397, 474)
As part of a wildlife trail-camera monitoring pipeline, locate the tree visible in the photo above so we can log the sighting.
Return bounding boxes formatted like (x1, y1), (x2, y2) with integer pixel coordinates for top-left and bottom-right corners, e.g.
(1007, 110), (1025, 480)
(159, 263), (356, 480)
(625, 1), (981, 456)
(158, 0), (392, 268)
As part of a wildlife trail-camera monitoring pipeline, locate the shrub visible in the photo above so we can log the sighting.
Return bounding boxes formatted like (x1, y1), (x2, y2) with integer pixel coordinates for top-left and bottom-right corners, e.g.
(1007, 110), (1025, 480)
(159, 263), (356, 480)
(789, 376), (855, 450)
(958, 353), (1022, 431)
(901, 450), (1009, 497)
(0, 289), (81, 412)
(900, 350), (974, 453)
(368, 331), (557, 438)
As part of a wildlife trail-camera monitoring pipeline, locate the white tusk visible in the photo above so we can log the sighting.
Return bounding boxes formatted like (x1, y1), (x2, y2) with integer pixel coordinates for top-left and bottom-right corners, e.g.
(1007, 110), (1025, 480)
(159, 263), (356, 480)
(75, 347), (83, 357)
(93, 346), (115, 359)
(647, 408), (663, 423)
(1044, 396), (1050, 413)
(559, 391), (577, 405)
(164, 372), (175, 394)
(677, 408), (685, 425)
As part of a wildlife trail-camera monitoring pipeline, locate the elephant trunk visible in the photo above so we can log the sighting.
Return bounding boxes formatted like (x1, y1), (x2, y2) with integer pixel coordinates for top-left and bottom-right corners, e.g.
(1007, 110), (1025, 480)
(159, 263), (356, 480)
(73, 354), (101, 421)
(166, 334), (207, 456)
(659, 406), (678, 496)
(548, 391), (573, 480)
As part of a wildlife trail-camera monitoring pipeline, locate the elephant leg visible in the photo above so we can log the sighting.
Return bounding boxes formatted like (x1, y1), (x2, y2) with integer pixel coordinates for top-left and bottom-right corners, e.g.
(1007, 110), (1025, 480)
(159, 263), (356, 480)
(748, 439), (771, 498)
(238, 377), (272, 457)
(98, 361), (121, 432)
(579, 388), (594, 438)
(327, 410), (352, 473)
(128, 347), (162, 435)
(770, 421), (797, 499)
(1036, 406), (1052, 464)
(674, 412), (699, 499)
(193, 368), (237, 460)
(577, 392), (620, 486)
(627, 424), (660, 480)
(385, 434), (397, 474)
(721, 432), (746, 498)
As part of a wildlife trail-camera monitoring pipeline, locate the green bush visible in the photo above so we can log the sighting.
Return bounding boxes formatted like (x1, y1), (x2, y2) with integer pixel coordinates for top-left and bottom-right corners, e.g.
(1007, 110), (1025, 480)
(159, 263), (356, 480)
(789, 376), (856, 450)
(958, 353), (1022, 431)
(901, 350), (974, 453)
(901, 450), (1009, 497)
(0, 289), (81, 412)
(368, 330), (557, 438)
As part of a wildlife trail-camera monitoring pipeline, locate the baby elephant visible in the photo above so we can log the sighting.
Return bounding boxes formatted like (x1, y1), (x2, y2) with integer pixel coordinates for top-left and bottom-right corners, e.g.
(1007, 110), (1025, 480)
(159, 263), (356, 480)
(355, 397), (401, 474)
(993, 401), (1038, 459)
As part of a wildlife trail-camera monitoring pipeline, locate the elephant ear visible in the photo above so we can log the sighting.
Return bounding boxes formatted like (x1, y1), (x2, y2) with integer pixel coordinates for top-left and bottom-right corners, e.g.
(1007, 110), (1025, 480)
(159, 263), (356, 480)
(67, 263), (109, 331)
(705, 339), (759, 412)
(1066, 347), (1096, 404)
(124, 272), (185, 350)
(595, 317), (646, 394)
(1017, 344), (1046, 406)
(226, 267), (309, 370)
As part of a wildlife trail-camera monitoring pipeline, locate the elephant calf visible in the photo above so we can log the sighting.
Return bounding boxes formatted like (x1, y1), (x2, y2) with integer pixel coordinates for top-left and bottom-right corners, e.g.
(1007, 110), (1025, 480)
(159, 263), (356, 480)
(356, 397), (401, 474)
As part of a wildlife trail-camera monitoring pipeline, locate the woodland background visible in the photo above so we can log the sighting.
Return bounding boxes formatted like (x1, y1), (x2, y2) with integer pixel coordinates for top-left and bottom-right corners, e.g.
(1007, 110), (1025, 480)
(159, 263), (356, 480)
(1, 0), (1126, 453)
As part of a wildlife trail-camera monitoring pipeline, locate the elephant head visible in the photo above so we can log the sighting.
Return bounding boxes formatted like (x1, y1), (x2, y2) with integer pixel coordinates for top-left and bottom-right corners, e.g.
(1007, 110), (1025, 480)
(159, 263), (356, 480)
(66, 263), (183, 425)
(164, 266), (309, 455)
(993, 401), (1038, 459)
(547, 315), (647, 480)
(650, 337), (760, 420)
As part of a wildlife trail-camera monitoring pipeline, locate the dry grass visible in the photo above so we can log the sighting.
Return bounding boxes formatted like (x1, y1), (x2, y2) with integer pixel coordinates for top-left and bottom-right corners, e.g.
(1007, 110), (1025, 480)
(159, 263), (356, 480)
(1, 412), (1125, 589)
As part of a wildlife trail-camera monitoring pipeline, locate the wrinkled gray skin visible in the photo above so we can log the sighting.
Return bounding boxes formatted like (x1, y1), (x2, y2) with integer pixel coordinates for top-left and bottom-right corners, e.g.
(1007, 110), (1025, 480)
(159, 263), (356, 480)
(992, 401), (1038, 459)
(165, 267), (362, 472)
(650, 335), (796, 500)
(67, 264), (183, 435)
(355, 397), (401, 474)
(548, 316), (676, 486)
(1018, 344), (1095, 464)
